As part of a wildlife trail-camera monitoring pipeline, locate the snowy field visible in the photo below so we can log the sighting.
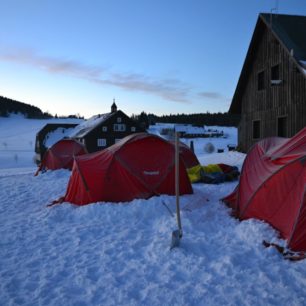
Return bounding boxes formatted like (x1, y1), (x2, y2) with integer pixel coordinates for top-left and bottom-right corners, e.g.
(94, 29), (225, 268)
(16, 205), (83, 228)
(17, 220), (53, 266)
(1, 115), (306, 306)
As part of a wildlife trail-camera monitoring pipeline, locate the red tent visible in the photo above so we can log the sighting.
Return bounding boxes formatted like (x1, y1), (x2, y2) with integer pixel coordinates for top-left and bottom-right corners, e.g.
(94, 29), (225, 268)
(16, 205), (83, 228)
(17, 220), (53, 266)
(223, 128), (306, 252)
(169, 141), (200, 169)
(63, 133), (193, 205)
(36, 139), (87, 175)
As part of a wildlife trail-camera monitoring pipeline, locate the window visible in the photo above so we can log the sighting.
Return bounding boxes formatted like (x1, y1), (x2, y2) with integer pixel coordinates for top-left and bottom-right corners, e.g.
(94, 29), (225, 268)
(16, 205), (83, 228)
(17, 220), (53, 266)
(102, 126), (107, 132)
(271, 64), (282, 86)
(278, 117), (287, 137)
(113, 124), (126, 131)
(131, 127), (136, 132)
(257, 71), (265, 90)
(271, 64), (279, 80)
(97, 138), (106, 147)
(252, 120), (261, 139)
(117, 117), (122, 123)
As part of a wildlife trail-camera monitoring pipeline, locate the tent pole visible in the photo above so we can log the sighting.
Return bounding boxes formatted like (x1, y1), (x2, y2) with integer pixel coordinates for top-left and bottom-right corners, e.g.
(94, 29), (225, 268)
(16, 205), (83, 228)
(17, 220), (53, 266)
(74, 158), (89, 192)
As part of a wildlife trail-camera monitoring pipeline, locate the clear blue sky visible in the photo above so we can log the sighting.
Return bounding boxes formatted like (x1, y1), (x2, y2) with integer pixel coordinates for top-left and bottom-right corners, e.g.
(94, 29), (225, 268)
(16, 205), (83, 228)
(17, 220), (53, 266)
(0, 0), (305, 118)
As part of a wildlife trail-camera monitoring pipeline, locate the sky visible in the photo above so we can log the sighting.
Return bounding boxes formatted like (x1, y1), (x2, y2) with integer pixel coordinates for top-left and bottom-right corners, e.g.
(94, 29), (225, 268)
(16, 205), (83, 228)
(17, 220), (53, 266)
(0, 0), (305, 118)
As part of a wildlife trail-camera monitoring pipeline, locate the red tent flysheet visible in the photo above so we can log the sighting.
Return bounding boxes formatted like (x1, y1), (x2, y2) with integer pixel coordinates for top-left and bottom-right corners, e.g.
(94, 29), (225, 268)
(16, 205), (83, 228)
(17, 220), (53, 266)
(64, 133), (193, 205)
(36, 139), (87, 175)
(169, 140), (200, 169)
(223, 127), (306, 252)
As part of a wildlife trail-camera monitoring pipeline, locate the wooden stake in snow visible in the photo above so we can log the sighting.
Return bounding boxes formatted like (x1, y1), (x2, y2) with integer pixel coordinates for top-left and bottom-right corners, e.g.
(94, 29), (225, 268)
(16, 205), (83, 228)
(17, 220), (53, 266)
(170, 131), (183, 250)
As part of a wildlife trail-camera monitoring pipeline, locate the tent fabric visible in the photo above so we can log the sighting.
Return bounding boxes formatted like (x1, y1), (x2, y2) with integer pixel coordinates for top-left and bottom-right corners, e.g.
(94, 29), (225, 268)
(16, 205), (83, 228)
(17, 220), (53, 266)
(64, 133), (193, 205)
(222, 127), (306, 252)
(187, 165), (204, 183)
(169, 141), (200, 169)
(35, 139), (87, 175)
(187, 164), (240, 184)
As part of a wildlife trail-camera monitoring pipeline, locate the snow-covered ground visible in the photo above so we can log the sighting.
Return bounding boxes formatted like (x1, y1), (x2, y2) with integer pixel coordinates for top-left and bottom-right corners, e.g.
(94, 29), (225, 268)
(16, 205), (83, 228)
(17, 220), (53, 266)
(0, 114), (82, 169)
(1, 115), (306, 306)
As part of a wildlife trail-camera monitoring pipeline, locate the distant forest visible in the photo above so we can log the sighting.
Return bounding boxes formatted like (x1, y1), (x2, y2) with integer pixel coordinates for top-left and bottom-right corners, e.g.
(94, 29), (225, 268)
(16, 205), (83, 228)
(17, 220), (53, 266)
(0, 96), (52, 119)
(132, 112), (240, 128)
(0, 95), (240, 127)
(0, 96), (84, 119)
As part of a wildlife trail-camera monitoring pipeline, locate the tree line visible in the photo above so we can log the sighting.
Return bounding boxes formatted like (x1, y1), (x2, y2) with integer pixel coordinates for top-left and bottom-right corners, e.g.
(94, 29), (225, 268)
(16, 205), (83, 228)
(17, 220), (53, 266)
(0, 95), (240, 127)
(132, 111), (240, 128)
(0, 96), (84, 119)
(0, 96), (52, 119)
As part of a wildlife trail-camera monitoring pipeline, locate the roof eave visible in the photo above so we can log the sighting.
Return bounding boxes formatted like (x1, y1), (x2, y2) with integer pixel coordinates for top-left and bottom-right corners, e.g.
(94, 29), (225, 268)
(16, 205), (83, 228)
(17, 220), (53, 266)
(229, 16), (265, 114)
(229, 13), (306, 114)
(260, 14), (306, 79)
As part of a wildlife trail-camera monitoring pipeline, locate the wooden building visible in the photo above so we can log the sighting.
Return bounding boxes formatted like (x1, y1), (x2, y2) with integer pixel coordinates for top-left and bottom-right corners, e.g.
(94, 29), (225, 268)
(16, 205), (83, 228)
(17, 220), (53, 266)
(70, 101), (145, 153)
(229, 13), (306, 152)
(35, 123), (79, 164)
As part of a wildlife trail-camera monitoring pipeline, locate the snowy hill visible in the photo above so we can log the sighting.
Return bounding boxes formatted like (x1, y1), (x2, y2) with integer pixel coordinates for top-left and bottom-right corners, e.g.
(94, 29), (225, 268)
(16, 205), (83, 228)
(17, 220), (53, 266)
(0, 114), (82, 169)
(1, 116), (306, 306)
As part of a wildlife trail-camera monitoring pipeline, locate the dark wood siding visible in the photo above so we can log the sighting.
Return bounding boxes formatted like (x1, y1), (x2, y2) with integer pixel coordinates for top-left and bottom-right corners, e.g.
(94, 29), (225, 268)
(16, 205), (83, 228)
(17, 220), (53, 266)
(238, 27), (306, 152)
(35, 123), (78, 163)
(83, 111), (144, 153)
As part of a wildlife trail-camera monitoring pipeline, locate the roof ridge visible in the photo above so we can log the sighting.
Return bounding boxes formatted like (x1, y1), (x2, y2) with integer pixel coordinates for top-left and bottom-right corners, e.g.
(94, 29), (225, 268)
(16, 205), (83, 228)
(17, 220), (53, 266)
(69, 111), (114, 138)
(260, 12), (306, 18)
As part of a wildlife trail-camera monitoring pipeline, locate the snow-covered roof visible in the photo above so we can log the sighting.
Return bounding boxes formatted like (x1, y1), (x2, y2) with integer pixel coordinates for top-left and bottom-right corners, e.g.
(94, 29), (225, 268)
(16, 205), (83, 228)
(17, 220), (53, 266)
(69, 112), (113, 138)
(44, 127), (76, 148)
(300, 60), (306, 75)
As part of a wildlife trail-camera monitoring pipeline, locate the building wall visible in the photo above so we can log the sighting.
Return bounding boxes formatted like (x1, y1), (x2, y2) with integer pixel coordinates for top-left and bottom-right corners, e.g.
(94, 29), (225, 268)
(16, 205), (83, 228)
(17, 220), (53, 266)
(238, 27), (306, 152)
(84, 111), (144, 153)
(35, 123), (78, 163)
